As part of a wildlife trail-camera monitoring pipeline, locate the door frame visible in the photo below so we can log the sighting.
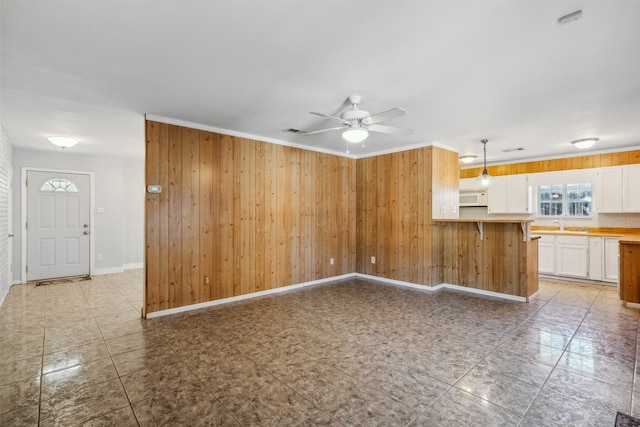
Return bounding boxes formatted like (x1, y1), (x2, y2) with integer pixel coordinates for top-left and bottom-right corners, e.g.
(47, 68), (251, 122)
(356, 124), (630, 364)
(21, 167), (95, 283)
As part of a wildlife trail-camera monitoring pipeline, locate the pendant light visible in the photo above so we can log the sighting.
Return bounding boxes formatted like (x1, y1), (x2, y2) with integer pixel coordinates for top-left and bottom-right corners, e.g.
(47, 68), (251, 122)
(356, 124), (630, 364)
(478, 139), (491, 187)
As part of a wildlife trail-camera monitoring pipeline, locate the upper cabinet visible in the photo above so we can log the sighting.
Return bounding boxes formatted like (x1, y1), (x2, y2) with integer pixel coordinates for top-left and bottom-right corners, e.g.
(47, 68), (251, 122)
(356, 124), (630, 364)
(432, 147), (459, 219)
(623, 165), (640, 212)
(487, 175), (532, 214)
(598, 165), (640, 213)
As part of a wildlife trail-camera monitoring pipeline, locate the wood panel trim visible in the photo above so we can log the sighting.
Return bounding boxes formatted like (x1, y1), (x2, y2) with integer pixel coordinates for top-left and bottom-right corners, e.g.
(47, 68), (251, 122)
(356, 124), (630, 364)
(460, 149), (640, 178)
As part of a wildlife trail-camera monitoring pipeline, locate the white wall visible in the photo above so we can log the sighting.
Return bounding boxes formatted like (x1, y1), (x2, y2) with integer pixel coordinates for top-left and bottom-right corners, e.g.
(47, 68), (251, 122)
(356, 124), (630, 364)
(460, 168), (640, 228)
(0, 128), (14, 306)
(12, 148), (144, 282)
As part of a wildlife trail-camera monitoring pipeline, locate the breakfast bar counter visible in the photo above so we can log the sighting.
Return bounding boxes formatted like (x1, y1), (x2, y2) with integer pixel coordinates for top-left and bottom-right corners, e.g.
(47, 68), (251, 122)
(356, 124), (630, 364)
(433, 218), (538, 301)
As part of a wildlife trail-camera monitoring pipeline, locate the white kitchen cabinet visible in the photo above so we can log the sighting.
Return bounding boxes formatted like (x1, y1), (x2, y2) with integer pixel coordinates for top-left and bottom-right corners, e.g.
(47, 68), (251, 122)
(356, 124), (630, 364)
(623, 165), (640, 212)
(598, 165), (640, 213)
(604, 237), (620, 283)
(597, 167), (623, 212)
(488, 175), (532, 214)
(588, 237), (603, 281)
(460, 177), (482, 191)
(556, 235), (589, 279)
(537, 235), (556, 275)
(487, 176), (508, 213)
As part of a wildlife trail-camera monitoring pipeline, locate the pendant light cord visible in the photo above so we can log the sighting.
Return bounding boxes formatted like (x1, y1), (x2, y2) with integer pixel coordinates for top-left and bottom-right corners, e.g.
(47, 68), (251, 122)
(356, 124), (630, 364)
(481, 139), (488, 175)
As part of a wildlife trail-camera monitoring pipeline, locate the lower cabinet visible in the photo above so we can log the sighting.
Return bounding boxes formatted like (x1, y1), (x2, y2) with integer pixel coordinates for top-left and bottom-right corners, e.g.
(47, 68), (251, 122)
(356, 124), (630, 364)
(535, 234), (619, 283)
(588, 237), (603, 281)
(556, 235), (589, 279)
(537, 235), (556, 275)
(604, 238), (620, 283)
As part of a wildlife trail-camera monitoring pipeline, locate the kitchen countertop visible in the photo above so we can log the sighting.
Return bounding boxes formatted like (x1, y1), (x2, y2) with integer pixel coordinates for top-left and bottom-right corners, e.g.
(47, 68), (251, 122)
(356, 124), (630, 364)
(531, 226), (640, 243)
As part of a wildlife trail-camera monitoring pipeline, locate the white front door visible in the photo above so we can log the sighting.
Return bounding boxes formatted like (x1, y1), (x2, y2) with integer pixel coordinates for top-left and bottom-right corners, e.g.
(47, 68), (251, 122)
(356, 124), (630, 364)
(27, 171), (91, 280)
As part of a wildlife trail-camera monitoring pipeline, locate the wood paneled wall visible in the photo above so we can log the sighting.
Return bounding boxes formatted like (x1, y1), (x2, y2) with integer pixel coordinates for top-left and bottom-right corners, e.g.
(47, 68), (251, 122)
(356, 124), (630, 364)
(460, 149), (640, 179)
(355, 146), (458, 286)
(145, 121), (356, 314)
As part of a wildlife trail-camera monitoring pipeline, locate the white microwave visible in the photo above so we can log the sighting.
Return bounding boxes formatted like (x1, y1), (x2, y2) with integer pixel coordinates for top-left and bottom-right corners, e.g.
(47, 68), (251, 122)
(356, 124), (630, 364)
(459, 189), (488, 207)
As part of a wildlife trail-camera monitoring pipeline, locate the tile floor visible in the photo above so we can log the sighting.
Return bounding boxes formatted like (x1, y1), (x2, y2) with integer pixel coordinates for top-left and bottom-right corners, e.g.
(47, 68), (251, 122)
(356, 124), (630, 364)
(1, 271), (638, 426)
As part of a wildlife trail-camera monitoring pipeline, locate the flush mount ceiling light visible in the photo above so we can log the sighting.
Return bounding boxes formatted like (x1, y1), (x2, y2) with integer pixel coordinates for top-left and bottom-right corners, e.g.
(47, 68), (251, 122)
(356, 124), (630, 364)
(478, 139), (491, 187)
(571, 138), (599, 149)
(459, 155), (477, 164)
(342, 127), (368, 143)
(48, 136), (78, 150)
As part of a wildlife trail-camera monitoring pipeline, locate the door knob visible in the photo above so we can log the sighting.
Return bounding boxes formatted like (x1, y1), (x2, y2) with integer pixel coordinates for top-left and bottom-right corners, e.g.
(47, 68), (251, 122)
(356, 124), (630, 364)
(84, 224), (89, 228)
(83, 231), (90, 235)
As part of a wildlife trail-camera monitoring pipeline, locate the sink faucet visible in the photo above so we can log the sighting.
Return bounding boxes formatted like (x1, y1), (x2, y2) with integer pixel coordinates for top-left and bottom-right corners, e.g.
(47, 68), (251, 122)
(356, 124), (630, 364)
(552, 220), (564, 231)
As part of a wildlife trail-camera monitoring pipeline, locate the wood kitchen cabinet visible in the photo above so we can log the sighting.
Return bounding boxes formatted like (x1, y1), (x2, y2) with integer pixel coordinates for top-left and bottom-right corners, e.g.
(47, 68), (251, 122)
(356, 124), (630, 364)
(619, 240), (640, 303)
(432, 146), (459, 219)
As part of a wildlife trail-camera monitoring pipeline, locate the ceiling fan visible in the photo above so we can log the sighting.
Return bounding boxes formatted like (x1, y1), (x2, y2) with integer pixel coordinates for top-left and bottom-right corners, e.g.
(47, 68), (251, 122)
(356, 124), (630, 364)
(293, 95), (413, 144)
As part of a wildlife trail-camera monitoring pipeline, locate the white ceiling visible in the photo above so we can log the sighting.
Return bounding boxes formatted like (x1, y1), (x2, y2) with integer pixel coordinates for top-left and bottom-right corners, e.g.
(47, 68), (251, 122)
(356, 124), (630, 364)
(2, 1), (640, 165)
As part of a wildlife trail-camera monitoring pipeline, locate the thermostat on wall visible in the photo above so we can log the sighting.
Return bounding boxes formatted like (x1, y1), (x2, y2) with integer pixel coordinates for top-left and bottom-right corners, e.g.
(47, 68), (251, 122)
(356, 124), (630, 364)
(147, 185), (162, 193)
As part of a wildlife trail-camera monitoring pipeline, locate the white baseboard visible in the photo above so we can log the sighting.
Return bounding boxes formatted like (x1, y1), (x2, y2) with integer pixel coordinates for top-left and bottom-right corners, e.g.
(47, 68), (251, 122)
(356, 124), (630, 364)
(146, 273), (356, 318)
(353, 273), (444, 292)
(353, 273), (527, 302)
(440, 283), (527, 303)
(123, 263), (143, 270)
(92, 266), (125, 276)
(146, 272), (528, 318)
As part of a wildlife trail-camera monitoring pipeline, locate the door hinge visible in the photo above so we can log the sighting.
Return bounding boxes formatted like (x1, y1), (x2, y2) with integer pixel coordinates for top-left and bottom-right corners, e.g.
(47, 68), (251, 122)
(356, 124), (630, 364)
(25, 265), (28, 273)
(25, 178), (28, 186)
(25, 222), (28, 230)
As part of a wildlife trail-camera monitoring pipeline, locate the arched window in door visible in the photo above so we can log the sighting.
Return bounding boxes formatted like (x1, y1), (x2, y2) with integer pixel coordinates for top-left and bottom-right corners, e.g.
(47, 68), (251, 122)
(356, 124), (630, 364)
(40, 178), (79, 192)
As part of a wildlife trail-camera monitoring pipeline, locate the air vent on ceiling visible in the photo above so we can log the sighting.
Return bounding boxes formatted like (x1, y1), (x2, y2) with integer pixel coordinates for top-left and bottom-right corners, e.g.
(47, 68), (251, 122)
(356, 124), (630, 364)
(502, 147), (524, 153)
(558, 10), (583, 25)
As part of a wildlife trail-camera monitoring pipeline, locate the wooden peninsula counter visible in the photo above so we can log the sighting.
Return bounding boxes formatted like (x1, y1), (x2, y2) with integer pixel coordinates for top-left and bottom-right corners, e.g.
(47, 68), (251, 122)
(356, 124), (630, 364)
(432, 218), (538, 301)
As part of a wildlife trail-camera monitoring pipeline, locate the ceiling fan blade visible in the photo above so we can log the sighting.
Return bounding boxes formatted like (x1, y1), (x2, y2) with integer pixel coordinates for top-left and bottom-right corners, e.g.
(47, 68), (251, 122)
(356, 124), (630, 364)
(310, 111), (350, 125)
(366, 124), (413, 136)
(295, 126), (346, 135)
(361, 107), (407, 125)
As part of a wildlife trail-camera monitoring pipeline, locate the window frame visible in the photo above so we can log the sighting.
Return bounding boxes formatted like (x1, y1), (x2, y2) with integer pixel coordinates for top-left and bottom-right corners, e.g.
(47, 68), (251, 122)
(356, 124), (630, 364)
(537, 182), (593, 218)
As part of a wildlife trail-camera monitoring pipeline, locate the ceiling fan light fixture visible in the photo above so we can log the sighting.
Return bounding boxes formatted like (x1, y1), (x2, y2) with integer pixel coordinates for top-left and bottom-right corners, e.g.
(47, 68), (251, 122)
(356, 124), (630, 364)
(477, 139), (491, 187)
(571, 138), (599, 149)
(459, 155), (477, 164)
(48, 136), (78, 149)
(343, 127), (368, 143)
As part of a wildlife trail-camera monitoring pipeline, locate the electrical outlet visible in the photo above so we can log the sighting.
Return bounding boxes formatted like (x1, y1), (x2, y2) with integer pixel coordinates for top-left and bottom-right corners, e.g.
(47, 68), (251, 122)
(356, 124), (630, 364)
(371, 256), (376, 264)
(204, 276), (210, 284)
(97, 254), (103, 261)
(329, 258), (334, 265)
